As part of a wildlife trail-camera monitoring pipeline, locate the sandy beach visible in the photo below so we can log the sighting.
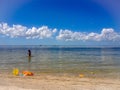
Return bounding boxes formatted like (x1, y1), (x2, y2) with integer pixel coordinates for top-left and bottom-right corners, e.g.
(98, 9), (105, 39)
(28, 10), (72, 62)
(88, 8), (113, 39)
(0, 46), (120, 90)
(0, 72), (120, 90)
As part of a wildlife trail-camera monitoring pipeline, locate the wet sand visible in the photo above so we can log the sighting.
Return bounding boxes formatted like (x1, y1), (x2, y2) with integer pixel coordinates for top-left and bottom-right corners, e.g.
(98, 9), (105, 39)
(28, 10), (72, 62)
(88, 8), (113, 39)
(0, 72), (120, 90)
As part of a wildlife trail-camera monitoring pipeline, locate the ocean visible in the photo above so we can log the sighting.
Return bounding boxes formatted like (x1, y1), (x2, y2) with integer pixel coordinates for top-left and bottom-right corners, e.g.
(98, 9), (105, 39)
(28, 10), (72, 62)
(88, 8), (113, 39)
(0, 45), (120, 78)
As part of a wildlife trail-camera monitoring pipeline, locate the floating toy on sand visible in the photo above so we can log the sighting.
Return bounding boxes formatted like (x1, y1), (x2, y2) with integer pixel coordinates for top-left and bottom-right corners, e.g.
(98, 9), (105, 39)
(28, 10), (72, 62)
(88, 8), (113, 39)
(13, 68), (19, 76)
(90, 72), (95, 75)
(79, 74), (84, 78)
(22, 71), (34, 76)
(12, 68), (34, 76)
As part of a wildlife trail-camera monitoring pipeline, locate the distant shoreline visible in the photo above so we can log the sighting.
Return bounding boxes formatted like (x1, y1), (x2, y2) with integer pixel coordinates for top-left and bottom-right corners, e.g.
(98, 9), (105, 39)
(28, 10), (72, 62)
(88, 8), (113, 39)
(0, 45), (120, 48)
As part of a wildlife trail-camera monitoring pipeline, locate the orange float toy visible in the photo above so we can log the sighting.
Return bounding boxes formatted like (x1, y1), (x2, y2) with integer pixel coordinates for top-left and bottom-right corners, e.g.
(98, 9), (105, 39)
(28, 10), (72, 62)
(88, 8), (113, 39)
(22, 71), (34, 76)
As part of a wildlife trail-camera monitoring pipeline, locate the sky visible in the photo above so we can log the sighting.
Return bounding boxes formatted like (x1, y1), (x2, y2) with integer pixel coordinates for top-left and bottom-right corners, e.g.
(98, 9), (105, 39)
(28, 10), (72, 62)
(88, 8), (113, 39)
(0, 0), (120, 46)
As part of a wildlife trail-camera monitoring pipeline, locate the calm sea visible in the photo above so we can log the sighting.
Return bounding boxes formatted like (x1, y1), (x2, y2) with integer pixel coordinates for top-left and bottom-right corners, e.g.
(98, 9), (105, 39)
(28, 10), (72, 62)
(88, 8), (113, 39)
(0, 45), (120, 78)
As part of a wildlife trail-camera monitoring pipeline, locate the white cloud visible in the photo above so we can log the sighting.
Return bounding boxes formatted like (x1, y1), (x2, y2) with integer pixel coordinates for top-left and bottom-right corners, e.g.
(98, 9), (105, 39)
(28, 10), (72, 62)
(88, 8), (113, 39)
(56, 28), (120, 41)
(0, 22), (120, 42)
(0, 23), (57, 39)
(56, 29), (87, 41)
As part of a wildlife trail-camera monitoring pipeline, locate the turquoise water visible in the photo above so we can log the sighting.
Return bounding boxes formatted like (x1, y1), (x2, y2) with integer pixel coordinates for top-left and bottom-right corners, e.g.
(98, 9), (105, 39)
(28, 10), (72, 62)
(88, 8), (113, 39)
(0, 45), (120, 78)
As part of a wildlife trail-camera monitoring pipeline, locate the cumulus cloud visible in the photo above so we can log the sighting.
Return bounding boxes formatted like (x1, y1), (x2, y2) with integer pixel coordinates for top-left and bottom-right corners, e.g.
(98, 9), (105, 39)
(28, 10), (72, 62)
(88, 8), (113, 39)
(0, 22), (120, 42)
(0, 23), (57, 39)
(56, 28), (120, 41)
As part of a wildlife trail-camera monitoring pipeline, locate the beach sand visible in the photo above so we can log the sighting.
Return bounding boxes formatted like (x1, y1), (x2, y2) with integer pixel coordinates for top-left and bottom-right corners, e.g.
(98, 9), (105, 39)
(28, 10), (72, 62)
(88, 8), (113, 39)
(0, 72), (120, 90)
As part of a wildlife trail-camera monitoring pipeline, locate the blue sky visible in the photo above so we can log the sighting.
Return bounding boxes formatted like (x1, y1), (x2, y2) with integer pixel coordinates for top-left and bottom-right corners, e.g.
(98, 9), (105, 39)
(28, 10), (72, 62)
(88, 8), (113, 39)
(0, 0), (120, 45)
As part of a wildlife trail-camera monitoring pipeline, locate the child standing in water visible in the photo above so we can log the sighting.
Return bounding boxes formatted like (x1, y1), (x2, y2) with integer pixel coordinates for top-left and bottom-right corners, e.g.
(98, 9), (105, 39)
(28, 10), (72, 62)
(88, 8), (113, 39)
(28, 50), (31, 62)
(28, 50), (31, 57)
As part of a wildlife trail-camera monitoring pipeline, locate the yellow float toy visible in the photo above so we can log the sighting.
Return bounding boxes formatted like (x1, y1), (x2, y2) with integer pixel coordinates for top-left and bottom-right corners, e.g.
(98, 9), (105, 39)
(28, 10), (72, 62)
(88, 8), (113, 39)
(13, 68), (19, 76)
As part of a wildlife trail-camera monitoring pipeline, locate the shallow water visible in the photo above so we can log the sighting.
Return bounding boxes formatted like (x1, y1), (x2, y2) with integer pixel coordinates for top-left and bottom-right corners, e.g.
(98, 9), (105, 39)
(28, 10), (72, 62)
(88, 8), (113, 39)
(0, 45), (120, 78)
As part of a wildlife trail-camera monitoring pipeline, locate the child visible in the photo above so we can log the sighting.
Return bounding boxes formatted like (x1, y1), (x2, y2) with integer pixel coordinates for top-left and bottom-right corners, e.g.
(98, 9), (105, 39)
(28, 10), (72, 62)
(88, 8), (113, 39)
(28, 50), (31, 57)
